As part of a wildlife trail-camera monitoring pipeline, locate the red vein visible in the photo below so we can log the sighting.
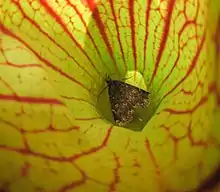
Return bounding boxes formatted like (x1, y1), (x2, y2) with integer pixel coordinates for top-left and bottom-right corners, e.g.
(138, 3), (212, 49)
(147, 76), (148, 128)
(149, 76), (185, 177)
(143, 0), (152, 72)
(148, 0), (176, 86)
(60, 95), (95, 106)
(89, 4), (119, 74)
(67, 0), (111, 73)
(145, 139), (160, 175)
(0, 62), (42, 68)
(161, 32), (206, 101)
(109, 152), (120, 192)
(0, 114), (79, 134)
(164, 94), (208, 114)
(75, 117), (101, 121)
(0, 23), (88, 91)
(0, 94), (63, 105)
(128, 0), (137, 74)
(109, 1), (126, 71)
(21, 162), (31, 177)
(82, 0), (97, 11)
(11, 0), (95, 80)
(0, 126), (113, 162)
(41, 0), (100, 75)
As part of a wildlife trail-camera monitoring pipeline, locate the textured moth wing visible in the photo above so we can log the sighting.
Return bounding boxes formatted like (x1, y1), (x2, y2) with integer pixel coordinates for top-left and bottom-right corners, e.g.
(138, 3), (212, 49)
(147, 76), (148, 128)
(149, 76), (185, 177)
(107, 80), (134, 126)
(123, 83), (151, 108)
(106, 78), (150, 126)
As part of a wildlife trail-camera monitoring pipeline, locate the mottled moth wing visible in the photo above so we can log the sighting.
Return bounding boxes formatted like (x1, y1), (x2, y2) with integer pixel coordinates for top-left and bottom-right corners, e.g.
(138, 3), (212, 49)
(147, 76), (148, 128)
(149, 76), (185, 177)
(123, 83), (151, 108)
(107, 80), (134, 126)
(111, 102), (135, 126)
(106, 78), (151, 126)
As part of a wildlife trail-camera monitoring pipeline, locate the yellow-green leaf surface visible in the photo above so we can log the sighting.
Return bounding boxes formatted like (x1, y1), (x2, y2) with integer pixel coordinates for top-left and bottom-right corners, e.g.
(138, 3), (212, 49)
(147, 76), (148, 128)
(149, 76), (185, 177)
(0, 0), (219, 191)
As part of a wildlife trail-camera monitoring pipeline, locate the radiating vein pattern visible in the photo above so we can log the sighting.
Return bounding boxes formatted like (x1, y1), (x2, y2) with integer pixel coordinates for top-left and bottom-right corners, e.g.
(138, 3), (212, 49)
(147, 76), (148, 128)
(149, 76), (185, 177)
(0, 0), (220, 191)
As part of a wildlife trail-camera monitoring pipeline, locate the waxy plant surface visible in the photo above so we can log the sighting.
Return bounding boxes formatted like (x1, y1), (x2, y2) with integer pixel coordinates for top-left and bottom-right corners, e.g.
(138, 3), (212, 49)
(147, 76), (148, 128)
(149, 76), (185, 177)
(0, 0), (220, 192)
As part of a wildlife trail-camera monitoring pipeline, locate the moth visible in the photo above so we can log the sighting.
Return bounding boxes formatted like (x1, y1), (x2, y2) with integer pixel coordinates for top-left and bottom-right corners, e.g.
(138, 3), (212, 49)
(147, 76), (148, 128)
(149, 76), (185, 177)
(105, 76), (151, 126)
